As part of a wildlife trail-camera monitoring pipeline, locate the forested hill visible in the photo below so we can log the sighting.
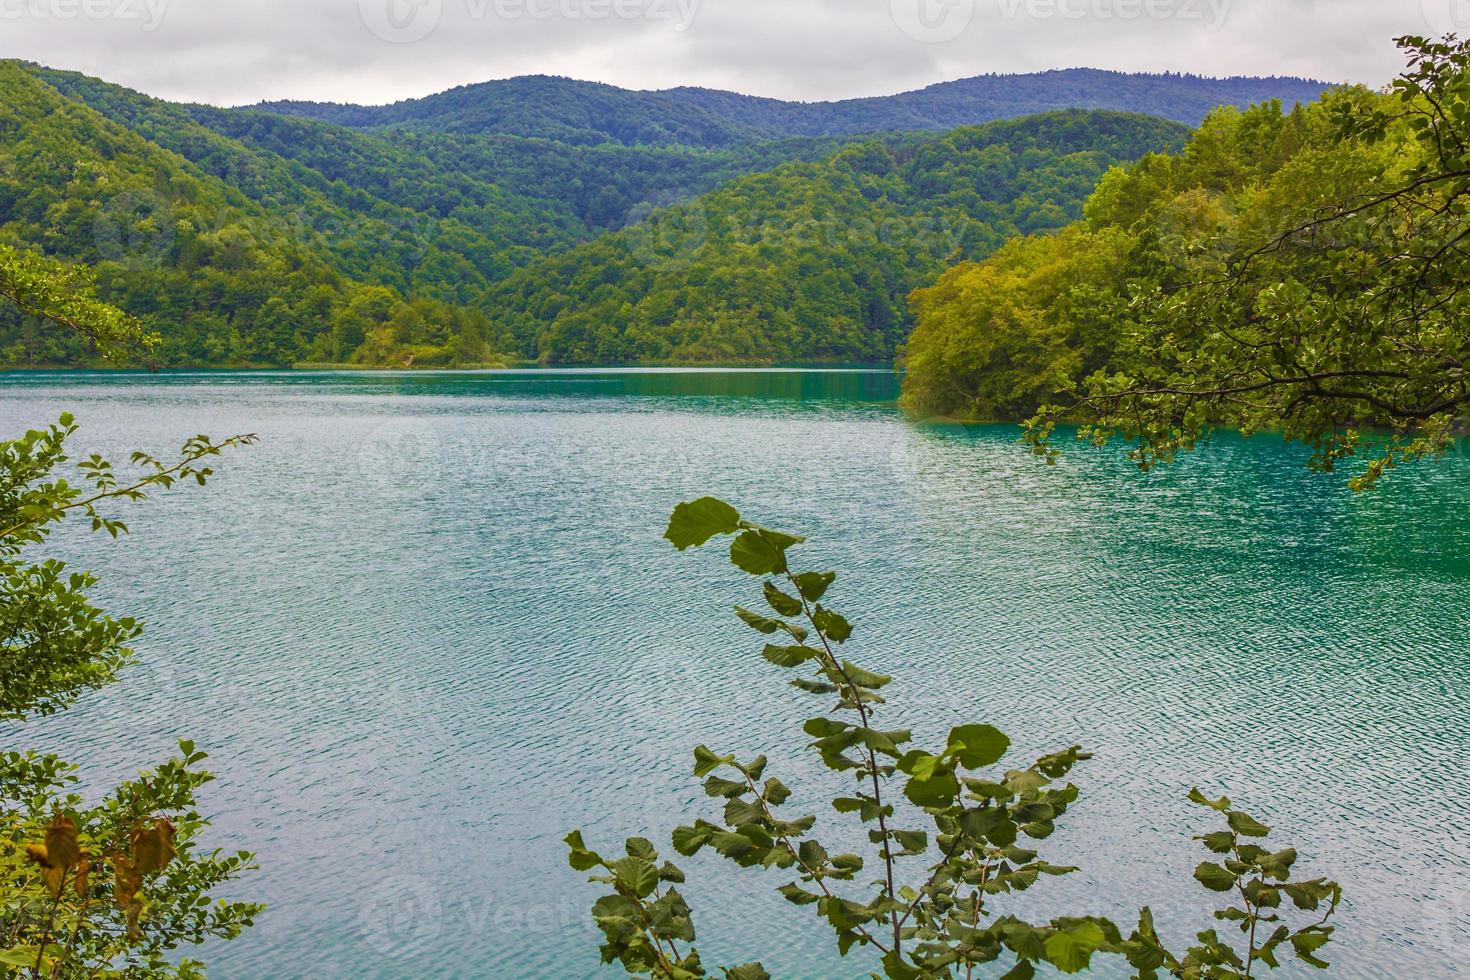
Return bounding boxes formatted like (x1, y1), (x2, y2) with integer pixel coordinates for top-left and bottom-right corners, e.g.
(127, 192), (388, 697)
(485, 111), (1187, 363)
(0, 59), (1275, 368)
(257, 69), (1332, 147)
(661, 69), (1333, 137)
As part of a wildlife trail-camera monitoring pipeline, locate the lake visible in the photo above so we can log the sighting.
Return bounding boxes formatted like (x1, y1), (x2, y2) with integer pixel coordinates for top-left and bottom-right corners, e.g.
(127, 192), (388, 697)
(2, 368), (1467, 979)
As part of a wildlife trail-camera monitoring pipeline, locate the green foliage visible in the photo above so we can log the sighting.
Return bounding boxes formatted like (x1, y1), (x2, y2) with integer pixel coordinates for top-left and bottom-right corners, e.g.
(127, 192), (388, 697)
(490, 112), (1185, 364)
(0, 415), (262, 976)
(0, 412), (255, 720)
(900, 224), (1137, 419)
(0, 745), (263, 978)
(259, 70), (1330, 144)
(904, 35), (1470, 489)
(0, 62), (508, 369)
(0, 244), (157, 363)
(568, 498), (1343, 978)
(0, 248), (259, 975)
(1124, 791), (1342, 979)
(0, 60), (1194, 368)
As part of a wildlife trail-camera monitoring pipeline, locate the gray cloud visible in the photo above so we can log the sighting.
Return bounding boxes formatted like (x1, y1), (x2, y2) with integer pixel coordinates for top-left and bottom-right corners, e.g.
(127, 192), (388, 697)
(0, 0), (1445, 106)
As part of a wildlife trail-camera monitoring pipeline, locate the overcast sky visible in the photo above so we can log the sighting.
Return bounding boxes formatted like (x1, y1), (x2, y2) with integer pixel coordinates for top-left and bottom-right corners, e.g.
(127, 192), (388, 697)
(0, 0), (1453, 106)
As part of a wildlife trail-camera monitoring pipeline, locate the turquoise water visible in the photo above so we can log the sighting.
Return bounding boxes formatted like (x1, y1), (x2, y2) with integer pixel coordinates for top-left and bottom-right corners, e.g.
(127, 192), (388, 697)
(2, 369), (1467, 979)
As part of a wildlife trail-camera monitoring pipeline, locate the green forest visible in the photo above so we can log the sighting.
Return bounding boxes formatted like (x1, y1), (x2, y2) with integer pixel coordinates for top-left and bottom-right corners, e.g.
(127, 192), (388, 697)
(901, 36), (1470, 485)
(0, 60), (1332, 369)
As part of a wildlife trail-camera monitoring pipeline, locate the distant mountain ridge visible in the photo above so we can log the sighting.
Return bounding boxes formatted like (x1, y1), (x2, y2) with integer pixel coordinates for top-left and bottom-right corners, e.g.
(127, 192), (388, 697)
(256, 68), (1335, 147)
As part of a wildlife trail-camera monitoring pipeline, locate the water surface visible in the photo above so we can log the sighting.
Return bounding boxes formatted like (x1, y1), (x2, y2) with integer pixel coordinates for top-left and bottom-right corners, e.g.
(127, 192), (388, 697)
(2, 369), (1466, 979)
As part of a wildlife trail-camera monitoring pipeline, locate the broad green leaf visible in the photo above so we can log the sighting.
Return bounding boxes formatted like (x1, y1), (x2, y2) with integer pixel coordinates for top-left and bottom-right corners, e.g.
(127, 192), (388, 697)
(804, 717), (848, 738)
(793, 571), (836, 601)
(763, 581), (803, 616)
(724, 798), (765, 827)
(723, 964), (772, 980)
(1189, 787), (1231, 811)
(564, 830), (601, 871)
(1291, 927), (1333, 968)
(959, 806), (1003, 839)
(665, 497), (741, 549)
(1043, 921), (1105, 974)
(904, 766), (960, 808)
(812, 606), (852, 642)
(703, 776), (747, 798)
(897, 750), (943, 778)
(1226, 810), (1272, 837)
(762, 777), (792, 806)
(1194, 861), (1238, 892)
(947, 724), (1010, 769)
(840, 661), (890, 690)
(609, 856), (659, 897)
(709, 830), (755, 859)
(881, 949), (924, 979)
(730, 531), (786, 575)
(624, 837), (658, 862)
(693, 744), (733, 777)
(735, 607), (784, 634)
(671, 824), (711, 856)
(999, 960), (1037, 980)
(761, 644), (818, 668)
(778, 882), (820, 906)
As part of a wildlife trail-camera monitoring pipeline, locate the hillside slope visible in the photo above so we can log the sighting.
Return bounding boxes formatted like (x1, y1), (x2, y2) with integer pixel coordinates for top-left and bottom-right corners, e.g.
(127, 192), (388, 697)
(0, 64), (1212, 368)
(0, 64), (505, 367)
(256, 69), (1332, 147)
(483, 111), (1188, 363)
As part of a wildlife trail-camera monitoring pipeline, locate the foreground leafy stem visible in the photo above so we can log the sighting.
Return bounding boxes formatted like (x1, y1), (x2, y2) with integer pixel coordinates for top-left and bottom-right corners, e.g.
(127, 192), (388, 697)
(1, 261), (261, 976)
(0, 415), (262, 977)
(0, 414), (258, 721)
(1125, 791), (1343, 979)
(569, 498), (1344, 978)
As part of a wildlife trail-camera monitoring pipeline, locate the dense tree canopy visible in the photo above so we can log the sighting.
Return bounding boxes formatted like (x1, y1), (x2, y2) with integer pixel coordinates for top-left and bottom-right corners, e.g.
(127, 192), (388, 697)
(0, 63), (506, 368)
(0, 59), (1187, 368)
(486, 112), (1185, 363)
(259, 69), (1330, 144)
(902, 36), (1470, 488)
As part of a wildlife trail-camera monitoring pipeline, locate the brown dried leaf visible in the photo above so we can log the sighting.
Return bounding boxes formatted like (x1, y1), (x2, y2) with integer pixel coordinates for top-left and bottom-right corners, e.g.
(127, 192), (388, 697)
(113, 854), (142, 909)
(131, 819), (177, 875)
(74, 857), (91, 899)
(45, 815), (81, 870)
(124, 897), (143, 943)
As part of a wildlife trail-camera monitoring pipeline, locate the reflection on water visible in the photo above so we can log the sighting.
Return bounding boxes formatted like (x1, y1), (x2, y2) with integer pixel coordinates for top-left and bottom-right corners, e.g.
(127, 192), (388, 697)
(1, 369), (1466, 980)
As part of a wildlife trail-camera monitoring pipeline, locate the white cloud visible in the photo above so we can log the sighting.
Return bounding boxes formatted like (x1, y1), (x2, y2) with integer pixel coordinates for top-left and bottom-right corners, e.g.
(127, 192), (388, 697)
(0, 0), (1438, 106)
